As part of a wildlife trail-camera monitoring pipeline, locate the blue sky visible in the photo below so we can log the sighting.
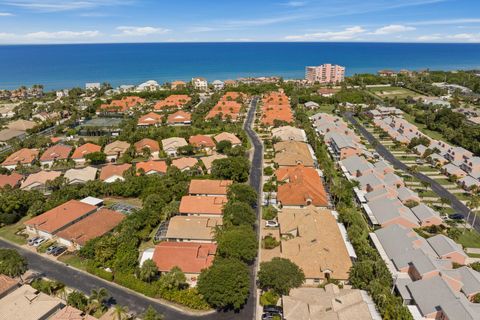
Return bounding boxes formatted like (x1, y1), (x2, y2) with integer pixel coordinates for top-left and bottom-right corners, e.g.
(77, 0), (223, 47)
(0, 0), (479, 44)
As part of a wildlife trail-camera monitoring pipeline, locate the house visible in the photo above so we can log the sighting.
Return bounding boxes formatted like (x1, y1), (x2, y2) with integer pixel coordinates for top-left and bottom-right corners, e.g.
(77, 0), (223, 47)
(154, 95), (191, 110)
(134, 138), (160, 159)
(426, 234), (467, 265)
(1, 148), (39, 170)
(0, 285), (64, 320)
(50, 306), (97, 320)
(271, 126), (307, 142)
(103, 140), (130, 162)
(20, 170), (62, 192)
(24, 199), (98, 238)
(171, 157), (198, 171)
(167, 111), (192, 126)
(64, 166), (98, 185)
(98, 96), (145, 114)
(441, 163), (467, 178)
(212, 80), (224, 90)
(189, 135), (216, 152)
(460, 157), (480, 178)
(137, 112), (163, 127)
(136, 160), (167, 175)
(56, 208), (125, 249)
(282, 285), (378, 320)
(200, 154), (227, 174)
(275, 165), (328, 208)
(0, 172), (23, 189)
(152, 242), (216, 285)
(327, 132), (364, 160)
(459, 175), (480, 191)
(100, 163), (132, 183)
(274, 141), (316, 167)
(170, 80), (186, 90)
(71, 143), (101, 166)
(137, 80), (159, 92)
(445, 147), (473, 164)
(206, 96), (243, 121)
(410, 203), (443, 227)
(39, 144), (72, 167)
(165, 216), (222, 243)
(339, 155), (374, 179)
(378, 70), (397, 77)
(304, 101), (319, 109)
(86, 83), (101, 90)
(188, 179), (232, 196)
(366, 198), (419, 228)
(396, 186), (421, 204)
(192, 77), (208, 91)
(214, 132), (242, 146)
(161, 137), (188, 157)
(317, 88), (339, 97)
(262, 207), (353, 284)
(179, 195), (227, 216)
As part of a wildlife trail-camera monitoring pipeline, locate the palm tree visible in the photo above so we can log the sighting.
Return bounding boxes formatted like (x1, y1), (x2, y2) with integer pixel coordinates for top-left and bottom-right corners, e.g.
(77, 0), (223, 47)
(420, 180), (430, 192)
(467, 196), (480, 231)
(113, 304), (129, 320)
(87, 288), (109, 315)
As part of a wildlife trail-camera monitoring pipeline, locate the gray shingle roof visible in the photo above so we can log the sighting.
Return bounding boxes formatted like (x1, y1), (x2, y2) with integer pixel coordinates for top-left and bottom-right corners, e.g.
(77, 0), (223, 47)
(427, 234), (467, 258)
(411, 204), (440, 222)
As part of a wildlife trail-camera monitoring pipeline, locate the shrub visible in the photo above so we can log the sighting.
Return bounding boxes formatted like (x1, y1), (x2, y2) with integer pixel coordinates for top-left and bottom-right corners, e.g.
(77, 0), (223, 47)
(262, 206), (278, 220)
(262, 235), (280, 249)
(113, 272), (157, 297)
(86, 263), (114, 282)
(263, 166), (274, 176)
(260, 290), (279, 306)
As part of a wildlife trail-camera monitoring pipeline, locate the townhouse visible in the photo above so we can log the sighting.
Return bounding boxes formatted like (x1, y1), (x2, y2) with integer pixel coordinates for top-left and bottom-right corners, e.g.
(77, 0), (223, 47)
(167, 110), (192, 126)
(154, 94), (191, 111)
(137, 112), (163, 127)
(273, 141), (317, 167)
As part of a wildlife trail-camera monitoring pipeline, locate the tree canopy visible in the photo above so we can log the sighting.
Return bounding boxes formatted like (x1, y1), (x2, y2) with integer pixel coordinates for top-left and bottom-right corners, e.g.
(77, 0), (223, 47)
(257, 257), (305, 295)
(0, 248), (28, 277)
(217, 225), (258, 263)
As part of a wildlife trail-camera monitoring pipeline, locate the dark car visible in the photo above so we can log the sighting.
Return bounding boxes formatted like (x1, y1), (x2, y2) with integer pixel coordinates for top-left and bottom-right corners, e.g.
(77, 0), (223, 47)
(28, 237), (40, 246)
(449, 213), (465, 220)
(46, 245), (58, 254)
(52, 246), (67, 256)
(263, 305), (283, 313)
(262, 312), (282, 320)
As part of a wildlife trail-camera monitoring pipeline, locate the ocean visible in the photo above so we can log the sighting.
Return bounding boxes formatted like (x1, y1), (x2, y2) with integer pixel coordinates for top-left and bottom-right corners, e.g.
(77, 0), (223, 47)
(0, 42), (479, 90)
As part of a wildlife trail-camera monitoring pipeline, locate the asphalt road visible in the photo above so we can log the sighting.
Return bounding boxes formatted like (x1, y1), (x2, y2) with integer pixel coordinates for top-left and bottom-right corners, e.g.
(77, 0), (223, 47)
(0, 98), (264, 320)
(344, 112), (480, 233)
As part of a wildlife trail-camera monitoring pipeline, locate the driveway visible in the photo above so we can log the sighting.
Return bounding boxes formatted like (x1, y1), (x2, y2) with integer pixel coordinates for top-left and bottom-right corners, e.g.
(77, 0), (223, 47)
(344, 112), (480, 233)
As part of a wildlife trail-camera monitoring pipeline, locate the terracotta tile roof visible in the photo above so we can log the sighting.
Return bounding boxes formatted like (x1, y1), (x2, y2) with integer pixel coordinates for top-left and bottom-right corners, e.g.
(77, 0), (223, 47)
(179, 195), (227, 215)
(2, 148), (39, 166)
(276, 165), (328, 207)
(71, 143), (101, 159)
(154, 95), (191, 110)
(134, 138), (160, 153)
(138, 112), (163, 126)
(167, 110), (191, 124)
(188, 179), (232, 195)
(20, 170), (62, 190)
(206, 99), (242, 120)
(99, 163), (131, 181)
(40, 144), (72, 162)
(0, 274), (19, 297)
(152, 242), (217, 273)
(220, 92), (245, 101)
(24, 200), (97, 234)
(99, 96), (145, 113)
(136, 160), (167, 174)
(0, 172), (23, 188)
(56, 208), (125, 246)
(103, 140), (130, 156)
(214, 132), (241, 145)
(260, 91), (293, 125)
(171, 157), (198, 170)
(274, 141), (315, 167)
(50, 306), (97, 320)
(50, 137), (62, 144)
(189, 135), (215, 148)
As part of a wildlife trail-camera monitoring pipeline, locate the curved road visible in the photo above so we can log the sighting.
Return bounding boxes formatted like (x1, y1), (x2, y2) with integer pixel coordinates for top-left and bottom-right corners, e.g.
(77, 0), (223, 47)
(0, 99), (263, 320)
(344, 112), (480, 233)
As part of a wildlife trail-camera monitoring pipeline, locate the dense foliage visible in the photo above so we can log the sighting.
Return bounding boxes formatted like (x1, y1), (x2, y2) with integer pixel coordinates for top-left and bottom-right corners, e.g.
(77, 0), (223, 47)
(257, 257), (305, 295)
(0, 248), (28, 277)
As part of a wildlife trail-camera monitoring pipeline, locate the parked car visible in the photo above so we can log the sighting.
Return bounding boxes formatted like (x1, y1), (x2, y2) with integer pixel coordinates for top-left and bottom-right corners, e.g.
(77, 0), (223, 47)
(46, 245), (58, 255)
(52, 246), (67, 256)
(449, 213), (465, 220)
(262, 305), (283, 319)
(265, 220), (279, 228)
(32, 238), (46, 247)
(28, 237), (40, 246)
(263, 305), (283, 314)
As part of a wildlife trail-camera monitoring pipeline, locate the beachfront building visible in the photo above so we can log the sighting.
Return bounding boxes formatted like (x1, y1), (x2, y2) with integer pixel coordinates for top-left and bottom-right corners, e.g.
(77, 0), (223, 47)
(305, 64), (345, 84)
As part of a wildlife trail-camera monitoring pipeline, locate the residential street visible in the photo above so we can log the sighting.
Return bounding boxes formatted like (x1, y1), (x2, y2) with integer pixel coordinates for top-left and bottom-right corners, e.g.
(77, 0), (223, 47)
(0, 98), (263, 320)
(344, 112), (480, 233)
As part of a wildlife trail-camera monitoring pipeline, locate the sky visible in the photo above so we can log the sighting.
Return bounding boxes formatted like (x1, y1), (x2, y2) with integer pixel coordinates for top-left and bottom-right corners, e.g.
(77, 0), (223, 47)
(0, 0), (480, 44)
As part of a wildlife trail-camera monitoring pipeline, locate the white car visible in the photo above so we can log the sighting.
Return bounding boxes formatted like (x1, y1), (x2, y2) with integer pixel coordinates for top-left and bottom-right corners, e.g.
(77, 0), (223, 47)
(265, 220), (279, 228)
(32, 238), (46, 247)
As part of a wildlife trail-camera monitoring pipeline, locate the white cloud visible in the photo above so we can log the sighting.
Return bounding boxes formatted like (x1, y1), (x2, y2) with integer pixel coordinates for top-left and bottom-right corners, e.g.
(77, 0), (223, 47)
(447, 33), (480, 42)
(0, 12), (13, 16)
(224, 38), (253, 42)
(25, 30), (100, 40)
(286, 26), (366, 41)
(116, 26), (171, 36)
(3, 0), (132, 12)
(371, 24), (416, 35)
(281, 1), (307, 7)
(416, 35), (441, 41)
(0, 32), (15, 38)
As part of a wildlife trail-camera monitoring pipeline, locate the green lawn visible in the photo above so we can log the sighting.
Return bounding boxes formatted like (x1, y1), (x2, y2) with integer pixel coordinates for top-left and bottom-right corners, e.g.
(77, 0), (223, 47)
(0, 217), (29, 245)
(458, 230), (480, 248)
(368, 86), (420, 99)
(306, 104), (336, 115)
(58, 253), (88, 271)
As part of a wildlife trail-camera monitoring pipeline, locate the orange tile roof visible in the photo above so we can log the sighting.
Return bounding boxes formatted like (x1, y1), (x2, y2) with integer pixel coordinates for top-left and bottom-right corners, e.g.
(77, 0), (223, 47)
(179, 195), (227, 215)
(99, 163), (131, 181)
(214, 132), (241, 145)
(2, 148), (39, 166)
(138, 112), (163, 126)
(56, 208), (125, 246)
(220, 92), (244, 101)
(136, 160), (167, 174)
(152, 242), (216, 273)
(24, 200), (97, 234)
(188, 179), (232, 195)
(260, 91), (293, 125)
(171, 157), (198, 170)
(134, 138), (160, 153)
(99, 96), (145, 113)
(206, 99), (242, 120)
(276, 165), (328, 207)
(0, 172), (23, 188)
(167, 110), (191, 124)
(50, 306), (97, 320)
(40, 144), (72, 162)
(189, 135), (215, 148)
(71, 143), (101, 159)
(50, 137), (62, 144)
(154, 95), (191, 110)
